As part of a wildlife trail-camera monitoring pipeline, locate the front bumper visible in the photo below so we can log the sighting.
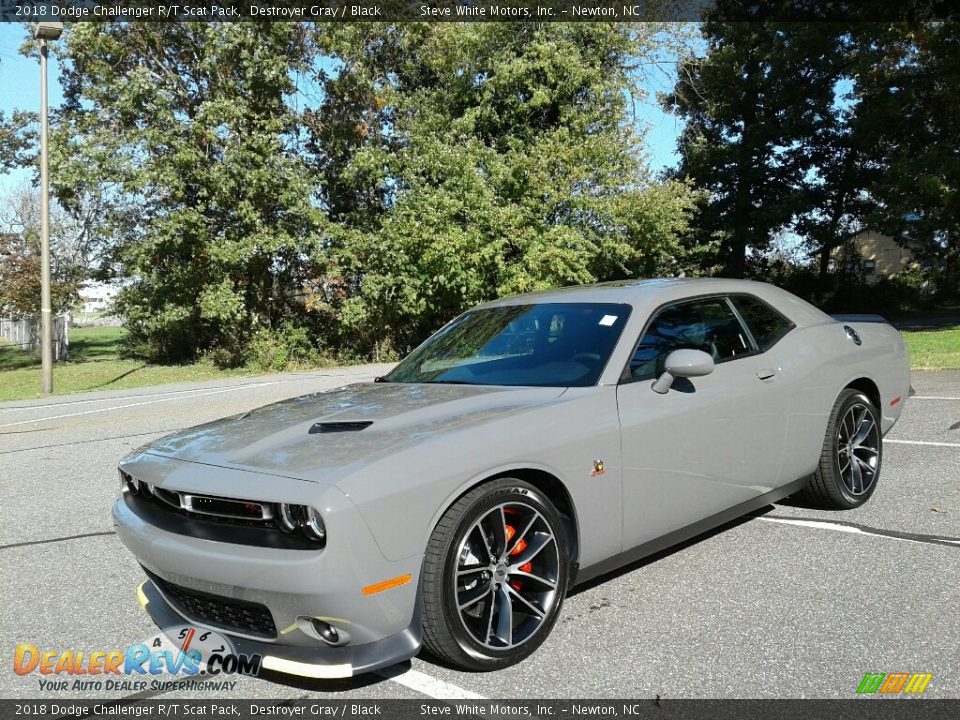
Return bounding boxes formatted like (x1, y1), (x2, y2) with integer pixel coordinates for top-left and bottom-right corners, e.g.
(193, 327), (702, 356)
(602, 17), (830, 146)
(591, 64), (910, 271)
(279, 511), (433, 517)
(113, 489), (424, 678)
(137, 580), (419, 678)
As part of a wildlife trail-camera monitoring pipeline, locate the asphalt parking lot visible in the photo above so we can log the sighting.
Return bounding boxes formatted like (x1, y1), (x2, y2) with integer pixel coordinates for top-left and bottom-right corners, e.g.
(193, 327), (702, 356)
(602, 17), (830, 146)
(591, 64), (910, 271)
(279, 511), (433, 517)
(1, 367), (957, 700)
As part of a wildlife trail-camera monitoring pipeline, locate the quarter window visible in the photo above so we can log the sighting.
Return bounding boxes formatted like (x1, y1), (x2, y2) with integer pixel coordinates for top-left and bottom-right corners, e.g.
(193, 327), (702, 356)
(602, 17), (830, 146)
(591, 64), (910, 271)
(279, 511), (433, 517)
(628, 298), (752, 381)
(730, 295), (794, 352)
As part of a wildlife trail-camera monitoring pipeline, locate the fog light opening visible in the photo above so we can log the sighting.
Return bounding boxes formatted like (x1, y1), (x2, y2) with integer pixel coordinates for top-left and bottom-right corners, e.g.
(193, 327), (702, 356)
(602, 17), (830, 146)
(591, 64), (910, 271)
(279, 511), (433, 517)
(311, 619), (339, 645)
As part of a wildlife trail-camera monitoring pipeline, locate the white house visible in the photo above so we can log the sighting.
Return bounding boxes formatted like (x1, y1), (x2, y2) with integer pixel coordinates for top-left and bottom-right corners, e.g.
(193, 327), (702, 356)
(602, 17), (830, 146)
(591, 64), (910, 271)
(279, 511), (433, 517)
(77, 281), (120, 314)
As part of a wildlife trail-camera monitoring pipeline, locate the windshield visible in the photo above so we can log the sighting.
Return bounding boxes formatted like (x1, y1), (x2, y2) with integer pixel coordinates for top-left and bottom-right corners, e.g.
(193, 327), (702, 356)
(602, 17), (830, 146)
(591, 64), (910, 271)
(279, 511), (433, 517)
(384, 303), (631, 387)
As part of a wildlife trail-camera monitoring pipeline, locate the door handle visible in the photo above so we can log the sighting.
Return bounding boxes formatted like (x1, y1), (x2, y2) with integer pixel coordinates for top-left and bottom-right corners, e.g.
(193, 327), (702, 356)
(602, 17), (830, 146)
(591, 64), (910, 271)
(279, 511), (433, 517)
(756, 368), (777, 381)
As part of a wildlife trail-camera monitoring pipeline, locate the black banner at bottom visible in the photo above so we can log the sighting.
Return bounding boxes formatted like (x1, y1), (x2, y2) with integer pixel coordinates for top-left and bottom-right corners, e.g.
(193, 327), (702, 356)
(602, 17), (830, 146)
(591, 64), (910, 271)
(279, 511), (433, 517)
(0, 700), (958, 720)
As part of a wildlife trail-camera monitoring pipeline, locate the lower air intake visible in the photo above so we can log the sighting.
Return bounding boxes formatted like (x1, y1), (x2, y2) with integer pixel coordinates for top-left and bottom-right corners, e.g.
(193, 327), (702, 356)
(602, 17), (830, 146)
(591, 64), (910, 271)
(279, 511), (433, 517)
(145, 568), (277, 638)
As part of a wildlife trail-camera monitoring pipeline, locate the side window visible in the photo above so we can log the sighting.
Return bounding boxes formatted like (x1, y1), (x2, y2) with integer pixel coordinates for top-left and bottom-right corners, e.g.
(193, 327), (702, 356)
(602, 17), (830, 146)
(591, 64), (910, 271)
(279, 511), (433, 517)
(628, 298), (752, 381)
(731, 295), (794, 352)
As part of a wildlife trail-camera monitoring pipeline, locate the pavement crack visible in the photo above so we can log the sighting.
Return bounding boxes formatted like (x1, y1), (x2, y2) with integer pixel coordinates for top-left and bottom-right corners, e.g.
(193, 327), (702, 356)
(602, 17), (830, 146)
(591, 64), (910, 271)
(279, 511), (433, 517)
(0, 426), (55, 435)
(0, 530), (117, 551)
(0, 428), (183, 455)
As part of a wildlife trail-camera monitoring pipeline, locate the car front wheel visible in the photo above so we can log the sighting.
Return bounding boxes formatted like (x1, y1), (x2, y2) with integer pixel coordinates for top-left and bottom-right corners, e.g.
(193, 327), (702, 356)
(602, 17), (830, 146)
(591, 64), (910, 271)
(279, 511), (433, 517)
(420, 478), (570, 671)
(801, 389), (883, 509)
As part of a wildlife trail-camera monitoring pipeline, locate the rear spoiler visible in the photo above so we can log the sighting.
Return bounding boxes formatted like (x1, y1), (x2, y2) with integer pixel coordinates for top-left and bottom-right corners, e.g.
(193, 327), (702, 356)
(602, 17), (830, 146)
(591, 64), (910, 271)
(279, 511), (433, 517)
(830, 313), (889, 324)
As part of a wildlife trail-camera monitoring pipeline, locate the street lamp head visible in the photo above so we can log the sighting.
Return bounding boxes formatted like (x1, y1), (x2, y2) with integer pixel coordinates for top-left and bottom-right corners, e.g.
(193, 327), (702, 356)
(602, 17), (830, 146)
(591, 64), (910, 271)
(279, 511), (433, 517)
(34, 22), (64, 41)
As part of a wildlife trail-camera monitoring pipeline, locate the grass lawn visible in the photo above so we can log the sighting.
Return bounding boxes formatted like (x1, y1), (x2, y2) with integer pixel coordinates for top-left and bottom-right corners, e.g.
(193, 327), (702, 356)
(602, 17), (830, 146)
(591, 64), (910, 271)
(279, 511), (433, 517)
(0, 327), (260, 402)
(901, 326), (960, 371)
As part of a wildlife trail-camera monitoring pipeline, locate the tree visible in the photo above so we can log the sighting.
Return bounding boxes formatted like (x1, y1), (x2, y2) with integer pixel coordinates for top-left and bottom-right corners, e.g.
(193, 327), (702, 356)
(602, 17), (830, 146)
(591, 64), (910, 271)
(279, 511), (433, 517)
(668, 13), (960, 295)
(0, 49), (36, 175)
(793, 29), (872, 279)
(54, 22), (324, 363)
(854, 23), (960, 294)
(665, 22), (850, 277)
(307, 23), (700, 354)
(44, 22), (702, 364)
(0, 185), (84, 317)
(0, 110), (36, 175)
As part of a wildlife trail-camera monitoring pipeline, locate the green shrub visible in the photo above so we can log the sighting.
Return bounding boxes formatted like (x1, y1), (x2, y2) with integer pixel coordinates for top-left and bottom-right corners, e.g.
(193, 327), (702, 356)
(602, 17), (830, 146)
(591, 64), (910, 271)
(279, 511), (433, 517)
(247, 324), (321, 372)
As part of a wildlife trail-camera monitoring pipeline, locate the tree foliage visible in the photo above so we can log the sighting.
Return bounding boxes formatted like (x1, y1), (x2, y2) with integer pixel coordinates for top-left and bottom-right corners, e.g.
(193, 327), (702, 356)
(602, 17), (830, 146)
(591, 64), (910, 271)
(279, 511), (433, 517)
(666, 22), (851, 277)
(0, 110), (37, 176)
(668, 15), (959, 292)
(0, 185), (84, 317)
(55, 23), (324, 364)
(853, 23), (960, 288)
(48, 22), (699, 363)
(307, 23), (700, 355)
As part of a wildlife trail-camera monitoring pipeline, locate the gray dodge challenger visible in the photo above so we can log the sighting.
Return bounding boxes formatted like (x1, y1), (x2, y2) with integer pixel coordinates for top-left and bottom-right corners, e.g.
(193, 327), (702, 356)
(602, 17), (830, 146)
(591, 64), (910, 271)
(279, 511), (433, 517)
(114, 278), (910, 677)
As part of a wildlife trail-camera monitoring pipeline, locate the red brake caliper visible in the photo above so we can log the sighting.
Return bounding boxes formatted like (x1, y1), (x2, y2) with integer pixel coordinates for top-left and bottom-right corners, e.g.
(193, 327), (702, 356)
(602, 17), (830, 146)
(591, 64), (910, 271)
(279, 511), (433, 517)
(504, 524), (531, 590)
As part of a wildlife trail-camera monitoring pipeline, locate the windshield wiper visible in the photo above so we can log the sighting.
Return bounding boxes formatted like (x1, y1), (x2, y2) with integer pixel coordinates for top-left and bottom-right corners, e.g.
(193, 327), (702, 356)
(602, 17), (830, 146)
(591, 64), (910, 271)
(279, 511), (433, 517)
(424, 379), (476, 385)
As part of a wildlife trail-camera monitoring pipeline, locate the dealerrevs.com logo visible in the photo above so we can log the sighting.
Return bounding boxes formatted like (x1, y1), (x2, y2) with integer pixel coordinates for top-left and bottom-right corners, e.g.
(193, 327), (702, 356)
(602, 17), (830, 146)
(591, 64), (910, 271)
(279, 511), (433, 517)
(857, 672), (934, 695)
(14, 625), (261, 692)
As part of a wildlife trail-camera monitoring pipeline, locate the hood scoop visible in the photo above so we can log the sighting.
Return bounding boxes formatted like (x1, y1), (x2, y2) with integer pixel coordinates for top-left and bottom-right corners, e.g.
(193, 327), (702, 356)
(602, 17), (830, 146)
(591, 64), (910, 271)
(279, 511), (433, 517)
(308, 421), (374, 435)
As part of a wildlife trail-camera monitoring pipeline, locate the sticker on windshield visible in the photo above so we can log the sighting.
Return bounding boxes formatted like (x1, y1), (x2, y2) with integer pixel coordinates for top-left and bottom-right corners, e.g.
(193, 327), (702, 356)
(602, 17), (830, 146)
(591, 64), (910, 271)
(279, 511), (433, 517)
(599, 315), (618, 326)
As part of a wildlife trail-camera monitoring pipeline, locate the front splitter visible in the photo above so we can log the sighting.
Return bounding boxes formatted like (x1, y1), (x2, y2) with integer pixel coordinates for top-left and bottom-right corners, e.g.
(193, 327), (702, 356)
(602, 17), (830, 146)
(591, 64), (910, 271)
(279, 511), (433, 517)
(136, 580), (421, 680)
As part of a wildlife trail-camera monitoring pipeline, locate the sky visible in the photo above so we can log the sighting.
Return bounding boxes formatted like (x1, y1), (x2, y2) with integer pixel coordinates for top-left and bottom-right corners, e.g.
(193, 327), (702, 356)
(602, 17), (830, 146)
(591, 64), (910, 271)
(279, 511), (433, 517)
(0, 22), (684, 196)
(0, 22), (66, 193)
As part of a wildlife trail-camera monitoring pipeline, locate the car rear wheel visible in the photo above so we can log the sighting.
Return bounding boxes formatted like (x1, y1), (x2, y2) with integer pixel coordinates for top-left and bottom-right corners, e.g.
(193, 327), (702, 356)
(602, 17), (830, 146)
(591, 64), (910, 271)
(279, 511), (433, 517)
(801, 389), (882, 509)
(421, 478), (570, 671)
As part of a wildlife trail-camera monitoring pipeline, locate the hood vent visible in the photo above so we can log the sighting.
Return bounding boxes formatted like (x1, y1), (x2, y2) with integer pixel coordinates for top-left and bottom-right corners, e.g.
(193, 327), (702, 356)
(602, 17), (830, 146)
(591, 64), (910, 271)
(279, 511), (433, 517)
(308, 421), (373, 434)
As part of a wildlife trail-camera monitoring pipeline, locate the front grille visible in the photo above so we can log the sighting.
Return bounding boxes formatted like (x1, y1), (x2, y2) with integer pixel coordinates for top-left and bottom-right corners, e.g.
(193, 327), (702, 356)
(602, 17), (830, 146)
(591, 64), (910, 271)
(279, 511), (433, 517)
(137, 485), (275, 529)
(145, 569), (277, 638)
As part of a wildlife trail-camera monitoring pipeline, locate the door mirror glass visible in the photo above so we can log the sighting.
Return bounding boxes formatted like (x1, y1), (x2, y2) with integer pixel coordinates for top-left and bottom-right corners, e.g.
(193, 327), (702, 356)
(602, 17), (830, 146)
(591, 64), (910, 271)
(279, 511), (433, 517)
(651, 349), (715, 394)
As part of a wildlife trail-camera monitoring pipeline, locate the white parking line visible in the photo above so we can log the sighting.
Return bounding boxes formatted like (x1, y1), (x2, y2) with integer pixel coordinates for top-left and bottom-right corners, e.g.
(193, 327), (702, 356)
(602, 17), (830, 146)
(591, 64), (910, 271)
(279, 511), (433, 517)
(0, 381), (284, 430)
(886, 439), (960, 448)
(0, 384), (275, 412)
(759, 516), (960, 546)
(375, 666), (486, 700)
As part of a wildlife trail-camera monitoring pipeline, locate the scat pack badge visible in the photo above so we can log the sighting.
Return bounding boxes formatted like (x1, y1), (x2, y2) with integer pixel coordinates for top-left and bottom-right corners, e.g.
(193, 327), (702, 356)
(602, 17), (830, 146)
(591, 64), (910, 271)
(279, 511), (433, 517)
(591, 459), (606, 477)
(14, 624), (261, 692)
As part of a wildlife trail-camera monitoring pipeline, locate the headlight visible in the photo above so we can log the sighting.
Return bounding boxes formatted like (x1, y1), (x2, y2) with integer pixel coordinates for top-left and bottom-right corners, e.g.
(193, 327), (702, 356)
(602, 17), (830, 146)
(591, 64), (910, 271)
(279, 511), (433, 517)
(301, 506), (326, 541)
(278, 503), (299, 532)
(120, 470), (139, 494)
(279, 502), (325, 544)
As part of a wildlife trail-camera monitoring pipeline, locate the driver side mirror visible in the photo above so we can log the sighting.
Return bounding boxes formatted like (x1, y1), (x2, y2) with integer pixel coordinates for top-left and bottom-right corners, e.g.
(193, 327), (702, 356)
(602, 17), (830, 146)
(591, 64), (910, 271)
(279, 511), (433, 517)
(651, 349), (715, 394)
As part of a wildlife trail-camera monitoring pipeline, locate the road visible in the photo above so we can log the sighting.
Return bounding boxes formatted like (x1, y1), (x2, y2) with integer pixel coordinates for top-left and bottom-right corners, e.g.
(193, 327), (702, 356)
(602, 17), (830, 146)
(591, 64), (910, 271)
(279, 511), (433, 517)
(1, 367), (957, 700)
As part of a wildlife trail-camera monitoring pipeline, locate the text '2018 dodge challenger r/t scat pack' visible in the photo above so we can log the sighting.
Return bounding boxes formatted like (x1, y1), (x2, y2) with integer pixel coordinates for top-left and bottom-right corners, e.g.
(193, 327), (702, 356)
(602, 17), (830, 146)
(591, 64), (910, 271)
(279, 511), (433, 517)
(113, 278), (910, 676)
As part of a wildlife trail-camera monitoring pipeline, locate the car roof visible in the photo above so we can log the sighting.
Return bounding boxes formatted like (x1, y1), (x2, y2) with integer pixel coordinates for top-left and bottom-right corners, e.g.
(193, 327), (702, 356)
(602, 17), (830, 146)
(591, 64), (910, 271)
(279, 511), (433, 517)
(474, 277), (829, 326)
(478, 277), (760, 306)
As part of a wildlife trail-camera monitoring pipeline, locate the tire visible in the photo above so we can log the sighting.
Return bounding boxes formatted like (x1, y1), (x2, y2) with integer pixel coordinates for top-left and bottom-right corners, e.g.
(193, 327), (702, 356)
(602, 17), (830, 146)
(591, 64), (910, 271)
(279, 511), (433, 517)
(421, 477), (570, 671)
(800, 389), (883, 509)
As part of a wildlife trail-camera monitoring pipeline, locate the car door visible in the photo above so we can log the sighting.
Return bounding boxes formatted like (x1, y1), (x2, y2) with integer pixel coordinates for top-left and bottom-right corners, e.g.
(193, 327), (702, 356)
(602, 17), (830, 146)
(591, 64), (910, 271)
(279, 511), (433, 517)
(616, 295), (790, 550)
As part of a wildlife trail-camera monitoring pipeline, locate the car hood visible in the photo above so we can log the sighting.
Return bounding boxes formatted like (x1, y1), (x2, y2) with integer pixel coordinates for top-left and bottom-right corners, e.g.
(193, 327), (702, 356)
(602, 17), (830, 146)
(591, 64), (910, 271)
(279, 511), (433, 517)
(143, 382), (567, 481)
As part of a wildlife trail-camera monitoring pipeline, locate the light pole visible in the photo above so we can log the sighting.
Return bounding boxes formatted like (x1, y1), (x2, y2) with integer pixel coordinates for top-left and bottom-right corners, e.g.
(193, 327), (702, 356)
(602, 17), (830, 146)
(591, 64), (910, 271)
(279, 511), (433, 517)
(34, 21), (63, 395)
